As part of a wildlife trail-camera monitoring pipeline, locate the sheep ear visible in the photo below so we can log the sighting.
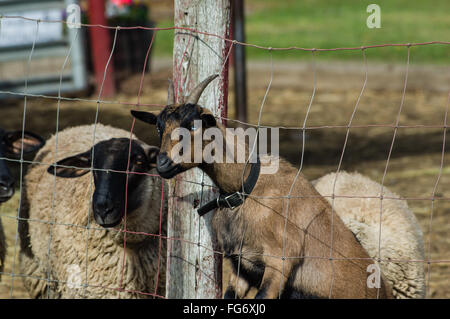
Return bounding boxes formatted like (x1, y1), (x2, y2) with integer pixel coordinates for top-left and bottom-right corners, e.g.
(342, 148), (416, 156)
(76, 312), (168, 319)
(200, 113), (217, 127)
(3, 130), (45, 156)
(144, 146), (159, 168)
(47, 150), (92, 178)
(131, 110), (157, 125)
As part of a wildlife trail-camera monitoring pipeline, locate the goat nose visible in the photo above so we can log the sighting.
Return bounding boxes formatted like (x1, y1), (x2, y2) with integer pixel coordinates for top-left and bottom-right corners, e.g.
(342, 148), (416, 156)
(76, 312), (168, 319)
(157, 153), (172, 169)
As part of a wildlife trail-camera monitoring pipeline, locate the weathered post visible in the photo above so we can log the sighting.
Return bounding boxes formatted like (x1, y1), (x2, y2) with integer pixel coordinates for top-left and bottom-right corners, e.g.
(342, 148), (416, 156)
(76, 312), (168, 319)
(167, 0), (231, 298)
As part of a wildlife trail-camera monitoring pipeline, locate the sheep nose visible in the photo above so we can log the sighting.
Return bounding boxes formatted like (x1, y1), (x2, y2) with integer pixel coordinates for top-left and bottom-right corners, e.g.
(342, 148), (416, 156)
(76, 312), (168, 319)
(93, 197), (114, 219)
(0, 176), (14, 190)
(0, 175), (14, 199)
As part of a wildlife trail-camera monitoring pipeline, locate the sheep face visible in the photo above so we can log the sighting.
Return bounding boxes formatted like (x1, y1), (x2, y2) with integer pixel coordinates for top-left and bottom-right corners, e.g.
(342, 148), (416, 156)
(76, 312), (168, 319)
(48, 138), (159, 228)
(0, 128), (44, 202)
(131, 75), (218, 179)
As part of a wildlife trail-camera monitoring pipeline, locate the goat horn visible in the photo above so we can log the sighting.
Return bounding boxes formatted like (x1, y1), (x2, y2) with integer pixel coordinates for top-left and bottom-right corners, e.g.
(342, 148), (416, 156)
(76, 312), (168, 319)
(184, 74), (219, 105)
(167, 79), (175, 105)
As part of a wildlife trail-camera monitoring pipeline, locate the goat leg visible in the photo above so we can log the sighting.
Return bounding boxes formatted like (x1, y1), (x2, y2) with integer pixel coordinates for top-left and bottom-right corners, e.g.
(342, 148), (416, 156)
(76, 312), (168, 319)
(224, 271), (250, 299)
(254, 258), (292, 299)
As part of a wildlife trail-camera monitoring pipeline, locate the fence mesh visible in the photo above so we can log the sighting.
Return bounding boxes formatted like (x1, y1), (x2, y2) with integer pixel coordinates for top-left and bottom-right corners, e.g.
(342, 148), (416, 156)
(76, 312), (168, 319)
(0, 13), (449, 299)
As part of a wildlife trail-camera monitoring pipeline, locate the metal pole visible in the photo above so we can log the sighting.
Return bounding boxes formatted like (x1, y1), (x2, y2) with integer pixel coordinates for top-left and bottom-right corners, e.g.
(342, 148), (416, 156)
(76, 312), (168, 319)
(66, 0), (87, 92)
(167, 0), (231, 299)
(88, 0), (115, 97)
(232, 0), (248, 125)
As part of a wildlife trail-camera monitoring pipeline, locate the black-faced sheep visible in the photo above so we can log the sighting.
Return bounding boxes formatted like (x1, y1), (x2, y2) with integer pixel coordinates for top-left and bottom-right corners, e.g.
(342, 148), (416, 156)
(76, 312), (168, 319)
(312, 171), (426, 299)
(0, 128), (44, 278)
(18, 124), (167, 298)
(131, 75), (394, 299)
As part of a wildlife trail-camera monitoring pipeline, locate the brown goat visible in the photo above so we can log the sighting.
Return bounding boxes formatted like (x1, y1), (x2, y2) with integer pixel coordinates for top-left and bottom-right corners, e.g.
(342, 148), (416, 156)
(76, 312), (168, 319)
(131, 75), (393, 299)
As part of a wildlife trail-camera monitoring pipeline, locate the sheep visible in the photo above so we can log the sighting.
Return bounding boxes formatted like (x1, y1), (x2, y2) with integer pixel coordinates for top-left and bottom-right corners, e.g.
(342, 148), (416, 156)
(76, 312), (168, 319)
(0, 128), (44, 278)
(312, 171), (426, 299)
(18, 123), (167, 298)
(131, 75), (394, 299)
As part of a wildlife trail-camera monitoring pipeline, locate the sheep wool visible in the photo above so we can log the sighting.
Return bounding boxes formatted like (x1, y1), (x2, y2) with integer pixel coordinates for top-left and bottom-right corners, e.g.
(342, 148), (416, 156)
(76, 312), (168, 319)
(312, 171), (425, 299)
(19, 124), (166, 299)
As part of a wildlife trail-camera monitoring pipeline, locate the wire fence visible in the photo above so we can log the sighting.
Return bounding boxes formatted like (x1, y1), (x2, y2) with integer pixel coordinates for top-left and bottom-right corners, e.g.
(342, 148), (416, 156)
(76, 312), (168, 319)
(0, 13), (449, 299)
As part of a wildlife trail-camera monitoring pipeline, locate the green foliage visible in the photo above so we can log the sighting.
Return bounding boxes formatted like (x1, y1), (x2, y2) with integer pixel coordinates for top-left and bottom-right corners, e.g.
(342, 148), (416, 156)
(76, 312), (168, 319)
(152, 0), (449, 63)
(152, 20), (174, 58)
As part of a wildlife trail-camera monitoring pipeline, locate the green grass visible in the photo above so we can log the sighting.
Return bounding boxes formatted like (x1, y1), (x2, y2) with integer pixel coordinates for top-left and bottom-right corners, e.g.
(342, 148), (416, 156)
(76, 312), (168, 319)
(152, 20), (175, 59)
(152, 0), (449, 63)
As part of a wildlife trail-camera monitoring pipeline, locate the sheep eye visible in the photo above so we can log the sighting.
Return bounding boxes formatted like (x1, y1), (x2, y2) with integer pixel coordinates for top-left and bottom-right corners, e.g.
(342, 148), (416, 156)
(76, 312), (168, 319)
(131, 154), (145, 168)
(134, 156), (144, 165)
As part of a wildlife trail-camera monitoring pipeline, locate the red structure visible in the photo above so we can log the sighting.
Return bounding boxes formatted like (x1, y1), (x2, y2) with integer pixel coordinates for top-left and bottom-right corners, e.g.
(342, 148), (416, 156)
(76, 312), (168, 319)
(88, 0), (116, 97)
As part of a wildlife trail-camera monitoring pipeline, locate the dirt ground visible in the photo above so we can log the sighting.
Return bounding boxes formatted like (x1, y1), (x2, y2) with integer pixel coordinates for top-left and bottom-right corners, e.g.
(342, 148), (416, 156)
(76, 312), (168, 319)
(0, 58), (449, 298)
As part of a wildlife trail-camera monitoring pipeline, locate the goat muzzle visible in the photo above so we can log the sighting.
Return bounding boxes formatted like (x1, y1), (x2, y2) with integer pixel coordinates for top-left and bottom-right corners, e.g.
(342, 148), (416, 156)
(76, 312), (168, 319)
(156, 153), (182, 179)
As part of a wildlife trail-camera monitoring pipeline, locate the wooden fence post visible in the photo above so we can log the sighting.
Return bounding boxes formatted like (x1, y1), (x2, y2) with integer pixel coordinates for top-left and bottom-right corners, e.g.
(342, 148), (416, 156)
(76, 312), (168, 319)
(166, 0), (231, 299)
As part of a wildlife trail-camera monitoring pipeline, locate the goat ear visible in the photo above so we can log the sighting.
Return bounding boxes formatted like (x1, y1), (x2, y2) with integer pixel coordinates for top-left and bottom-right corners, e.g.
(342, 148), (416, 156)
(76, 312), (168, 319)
(47, 150), (92, 178)
(131, 110), (157, 125)
(144, 146), (159, 168)
(200, 113), (217, 127)
(3, 130), (45, 156)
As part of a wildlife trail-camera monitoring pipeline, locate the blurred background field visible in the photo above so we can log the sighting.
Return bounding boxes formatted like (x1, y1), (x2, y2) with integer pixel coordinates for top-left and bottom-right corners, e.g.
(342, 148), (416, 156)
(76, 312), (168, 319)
(152, 0), (450, 63)
(0, 0), (449, 298)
